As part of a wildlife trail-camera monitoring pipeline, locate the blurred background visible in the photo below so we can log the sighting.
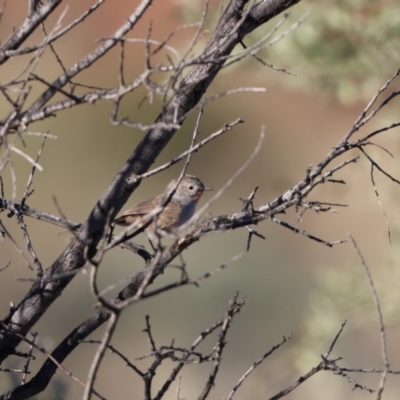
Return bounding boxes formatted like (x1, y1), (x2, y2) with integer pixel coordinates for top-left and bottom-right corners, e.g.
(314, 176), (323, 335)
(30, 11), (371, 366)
(1, 0), (400, 399)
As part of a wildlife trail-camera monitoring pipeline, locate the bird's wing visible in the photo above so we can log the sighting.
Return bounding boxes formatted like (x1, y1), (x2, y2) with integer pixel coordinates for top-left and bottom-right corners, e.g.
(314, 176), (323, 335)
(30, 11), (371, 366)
(125, 199), (157, 216)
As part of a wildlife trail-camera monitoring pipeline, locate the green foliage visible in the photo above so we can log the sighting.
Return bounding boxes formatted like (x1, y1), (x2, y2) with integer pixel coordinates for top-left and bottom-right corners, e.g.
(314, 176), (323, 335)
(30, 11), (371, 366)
(267, 0), (400, 103)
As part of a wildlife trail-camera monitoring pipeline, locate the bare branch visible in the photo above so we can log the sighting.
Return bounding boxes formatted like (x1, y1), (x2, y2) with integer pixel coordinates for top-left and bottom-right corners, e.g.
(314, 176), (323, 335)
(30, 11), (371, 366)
(349, 235), (389, 399)
(140, 118), (244, 179)
(21, 331), (37, 385)
(227, 335), (291, 399)
(370, 165), (391, 243)
(0, 0), (62, 65)
(268, 323), (347, 400)
(83, 312), (119, 400)
(270, 216), (345, 247)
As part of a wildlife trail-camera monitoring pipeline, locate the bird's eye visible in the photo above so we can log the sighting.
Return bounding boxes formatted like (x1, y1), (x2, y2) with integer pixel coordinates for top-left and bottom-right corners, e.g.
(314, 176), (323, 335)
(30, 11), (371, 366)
(188, 185), (194, 190)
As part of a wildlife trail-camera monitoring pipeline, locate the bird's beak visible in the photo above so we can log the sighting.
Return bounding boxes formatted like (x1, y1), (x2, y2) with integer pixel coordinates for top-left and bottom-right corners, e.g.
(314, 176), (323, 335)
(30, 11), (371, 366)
(204, 186), (213, 191)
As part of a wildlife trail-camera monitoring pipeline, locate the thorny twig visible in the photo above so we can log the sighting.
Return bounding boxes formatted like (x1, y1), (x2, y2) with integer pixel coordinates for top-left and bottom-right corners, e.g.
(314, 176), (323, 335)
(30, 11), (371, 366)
(268, 321), (373, 399)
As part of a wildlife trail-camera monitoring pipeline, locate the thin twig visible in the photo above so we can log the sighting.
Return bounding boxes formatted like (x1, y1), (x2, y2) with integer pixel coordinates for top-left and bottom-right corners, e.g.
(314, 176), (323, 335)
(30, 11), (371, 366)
(21, 331), (37, 384)
(82, 312), (119, 400)
(191, 126), (265, 227)
(370, 165), (391, 243)
(349, 235), (389, 400)
(227, 335), (291, 400)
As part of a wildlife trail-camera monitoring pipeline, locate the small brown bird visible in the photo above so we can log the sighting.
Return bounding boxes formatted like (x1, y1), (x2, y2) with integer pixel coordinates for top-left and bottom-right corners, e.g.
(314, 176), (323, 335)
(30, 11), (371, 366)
(114, 175), (212, 237)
